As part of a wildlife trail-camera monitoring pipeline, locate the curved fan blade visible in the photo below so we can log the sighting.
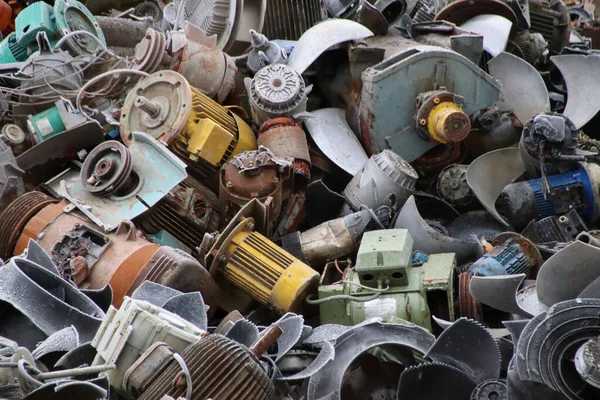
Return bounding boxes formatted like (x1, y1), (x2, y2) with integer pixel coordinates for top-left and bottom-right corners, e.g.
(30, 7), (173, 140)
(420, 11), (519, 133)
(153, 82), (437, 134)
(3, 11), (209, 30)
(467, 147), (525, 226)
(32, 326), (79, 360)
(287, 20), (373, 75)
(274, 313), (305, 361)
(551, 54), (600, 129)
(131, 281), (181, 305)
(488, 52), (550, 124)
(24, 239), (59, 275)
(394, 196), (483, 264)
(302, 324), (351, 346)
(162, 292), (207, 330)
(277, 341), (335, 381)
(503, 320), (530, 345)
(80, 285), (113, 312)
(470, 274), (530, 316)
(397, 362), (476, 399)
(507, 368), (567, 400)
(426, 318), (500, 383)
(297, 108), (368, 176)
(225, 319), (259, 347)
(460, 15), (512, 57)
(54, 342), (96, 369)
(536, 240), (600, 307)
(578, 275), (600, 299)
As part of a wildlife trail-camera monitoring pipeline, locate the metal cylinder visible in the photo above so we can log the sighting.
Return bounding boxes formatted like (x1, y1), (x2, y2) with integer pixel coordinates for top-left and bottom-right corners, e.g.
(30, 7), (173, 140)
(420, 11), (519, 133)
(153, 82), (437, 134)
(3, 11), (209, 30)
(139, 334), (275, 400)
(263, 0), (327, 40)
(343, 150), (418, 212)
(428, 102), (471, 142)
(258, 118), (311, 180)
(95, 16), (151, 48)
(575, 336), (600, 389)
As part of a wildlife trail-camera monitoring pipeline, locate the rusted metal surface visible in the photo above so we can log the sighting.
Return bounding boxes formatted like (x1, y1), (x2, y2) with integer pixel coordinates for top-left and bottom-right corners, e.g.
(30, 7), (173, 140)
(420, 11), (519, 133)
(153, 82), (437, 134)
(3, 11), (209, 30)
(491, 232), (543, 278)
(138, 177), (222, 256)
(258, 118), (311, 180)
(95, 16), (151, 48)
(435, 0), (519, 38)
(127, 245), (221, 307)
(459, 272), (483, 321)
(249, 324), (283, 357)
(139, 334), (275, 400)
(0, 191), (57, 260)
(123, 342), (174, 398)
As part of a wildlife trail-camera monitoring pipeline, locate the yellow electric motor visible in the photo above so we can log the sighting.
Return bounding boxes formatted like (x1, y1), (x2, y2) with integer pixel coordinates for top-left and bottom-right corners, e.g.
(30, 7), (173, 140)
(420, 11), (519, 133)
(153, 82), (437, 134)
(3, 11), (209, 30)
(207, 214), (319, 315)
(120, 70), (256, 178)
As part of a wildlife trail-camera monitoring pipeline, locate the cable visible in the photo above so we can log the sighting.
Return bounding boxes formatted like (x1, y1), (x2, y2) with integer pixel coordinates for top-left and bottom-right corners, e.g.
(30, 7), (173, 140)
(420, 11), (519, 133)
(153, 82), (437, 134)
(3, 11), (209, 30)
(305, 281), (390, 304)
(76, 69), (149, 120)
(54, 30), (107, 51)
(173, 353), (193, 400)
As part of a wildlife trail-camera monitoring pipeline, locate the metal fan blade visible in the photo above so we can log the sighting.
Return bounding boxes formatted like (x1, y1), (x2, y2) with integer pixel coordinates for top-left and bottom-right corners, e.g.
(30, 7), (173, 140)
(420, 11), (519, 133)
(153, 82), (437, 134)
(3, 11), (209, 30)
(162, 292), (208, 330)
(578, 276), (600, 299)
(460, 15), (512, 57)
(551, 54), (600, 129)
(467, 147), (525, 226)
(397, 362), (476, 399)
(394, 196), (483, 264)
(470, 274), (531, 317)
(277, 341), (335, 381)
(274, 313), (305, 361)
(537, 240), (600, 307)
(80, 285), (113, 313)
(488, 52), (550, 124)
(32, 326), (79, 360)
(287, 19), (373, 75)
(507, 368), (568, 400)
(297, 108), (368, 176)
(426, 318), (500, 383)
(225, 319), (259, 347)
(503, 320), (530, 345)
(131, 280), (181, 305)
(23, 239), (59, 275)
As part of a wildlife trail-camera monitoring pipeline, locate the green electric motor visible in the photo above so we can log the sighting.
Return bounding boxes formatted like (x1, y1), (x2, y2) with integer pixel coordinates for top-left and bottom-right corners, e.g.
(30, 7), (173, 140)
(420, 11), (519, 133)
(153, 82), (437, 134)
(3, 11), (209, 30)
(27, 99), (87, 142)
(0, 0), (106, 62)
(316, 229), (456, 331)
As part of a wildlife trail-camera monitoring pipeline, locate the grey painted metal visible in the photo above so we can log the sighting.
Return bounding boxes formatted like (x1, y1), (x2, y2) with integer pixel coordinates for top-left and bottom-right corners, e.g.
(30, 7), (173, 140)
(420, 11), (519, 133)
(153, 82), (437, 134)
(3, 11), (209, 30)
(537, 240), (600, 307)
(488, 52), (550, 125)
(393, 195), (483, 264)
(274, 313), (305, 362)
(467, 147), (525, 226)
(287, 19), (373, 75)
(225, 319), (259, 347)
(297, 108), (368, 176)
(551, 54), (600, 129)
(397, 362), (476, 399)
(303, 319), (435, 400)
(359, 45), (500, 160)
(460, 15), (512, 57)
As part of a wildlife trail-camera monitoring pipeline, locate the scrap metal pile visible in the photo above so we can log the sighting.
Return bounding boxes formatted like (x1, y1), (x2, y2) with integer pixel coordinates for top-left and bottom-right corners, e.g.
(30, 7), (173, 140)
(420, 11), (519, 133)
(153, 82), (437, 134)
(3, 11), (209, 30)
(1, 0), (600, 398)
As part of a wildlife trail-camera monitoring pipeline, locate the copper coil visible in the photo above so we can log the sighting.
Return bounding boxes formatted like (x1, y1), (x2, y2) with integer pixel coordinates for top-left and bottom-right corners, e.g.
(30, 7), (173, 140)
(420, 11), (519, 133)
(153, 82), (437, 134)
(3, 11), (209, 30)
(458, 272), (483, 321)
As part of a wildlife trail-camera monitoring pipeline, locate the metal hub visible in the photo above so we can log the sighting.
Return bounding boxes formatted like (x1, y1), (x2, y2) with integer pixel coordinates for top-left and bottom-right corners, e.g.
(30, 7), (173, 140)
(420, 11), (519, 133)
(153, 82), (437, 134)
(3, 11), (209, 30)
(471, 379), (508, 400)
(81, 141), (133, 197)
(251, 64), (306, 112)
(575, 336), (600, 389)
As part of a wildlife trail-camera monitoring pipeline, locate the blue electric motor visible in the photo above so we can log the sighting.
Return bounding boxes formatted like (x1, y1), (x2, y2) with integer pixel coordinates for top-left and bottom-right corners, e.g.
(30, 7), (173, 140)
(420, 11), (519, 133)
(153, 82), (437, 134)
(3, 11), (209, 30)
(499, 162), (600, 230)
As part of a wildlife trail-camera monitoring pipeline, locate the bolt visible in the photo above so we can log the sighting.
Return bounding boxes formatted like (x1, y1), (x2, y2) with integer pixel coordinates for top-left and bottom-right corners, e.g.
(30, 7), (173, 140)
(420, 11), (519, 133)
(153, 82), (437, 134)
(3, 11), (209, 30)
(420, 119), (427, 126)
(226, 181), (234, 188)
(433, 98), (441, 104)
(134, 95), (161, 118)
(87, 175), (97, 185)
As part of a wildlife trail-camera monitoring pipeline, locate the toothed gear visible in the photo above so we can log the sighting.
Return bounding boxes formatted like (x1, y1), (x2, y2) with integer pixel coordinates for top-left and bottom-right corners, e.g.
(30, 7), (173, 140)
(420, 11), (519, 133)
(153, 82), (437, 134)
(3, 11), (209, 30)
(471, 379), (508, 400)
(515, 298), (600, 399)
(426, 318), (501, 384)
(397, 362), (476, 400)
(225, 319), (259, 348)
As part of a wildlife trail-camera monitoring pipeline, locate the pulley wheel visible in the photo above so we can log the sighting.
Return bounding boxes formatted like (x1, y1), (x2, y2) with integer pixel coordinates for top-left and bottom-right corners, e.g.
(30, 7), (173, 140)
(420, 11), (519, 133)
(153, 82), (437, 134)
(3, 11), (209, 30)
(81, 141), (133, 196)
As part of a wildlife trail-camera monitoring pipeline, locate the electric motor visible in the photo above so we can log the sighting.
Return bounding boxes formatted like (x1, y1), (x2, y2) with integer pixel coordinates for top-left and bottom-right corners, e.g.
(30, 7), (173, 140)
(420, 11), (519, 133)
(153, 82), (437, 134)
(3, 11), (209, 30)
(120, 70), (257, 179)
(498, 162), (600, 230)
(206, 215), (319, 315)
(343, 149), (418, 212)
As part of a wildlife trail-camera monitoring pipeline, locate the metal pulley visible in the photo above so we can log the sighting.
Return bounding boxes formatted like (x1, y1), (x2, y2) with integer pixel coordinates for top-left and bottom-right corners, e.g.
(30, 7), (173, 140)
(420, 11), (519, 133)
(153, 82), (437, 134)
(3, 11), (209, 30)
(81, 141), (133, 197)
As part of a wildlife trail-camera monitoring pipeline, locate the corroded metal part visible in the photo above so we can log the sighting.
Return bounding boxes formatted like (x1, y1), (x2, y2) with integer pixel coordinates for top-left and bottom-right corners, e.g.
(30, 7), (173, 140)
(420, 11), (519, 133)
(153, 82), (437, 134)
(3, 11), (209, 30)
(0, 191), (57, 260)
(139, 334), (274, 400)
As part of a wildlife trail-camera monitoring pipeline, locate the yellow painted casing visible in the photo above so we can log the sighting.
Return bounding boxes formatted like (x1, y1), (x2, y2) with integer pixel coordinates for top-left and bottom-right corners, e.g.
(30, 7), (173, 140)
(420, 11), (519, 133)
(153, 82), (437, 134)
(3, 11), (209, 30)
(427, 101), (465, 143)
(222, 230), (318, 315)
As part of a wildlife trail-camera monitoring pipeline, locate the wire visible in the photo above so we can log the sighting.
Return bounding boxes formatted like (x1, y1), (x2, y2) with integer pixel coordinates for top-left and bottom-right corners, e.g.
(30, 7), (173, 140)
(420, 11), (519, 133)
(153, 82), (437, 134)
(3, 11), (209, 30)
(305, 281), (390, 304)
(334, 259), (344, 275)
(76, 69), (149, 120)
(54, 31), (107, 51)
(359, 204), (386, 229)
(173, 353), (193, 400)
